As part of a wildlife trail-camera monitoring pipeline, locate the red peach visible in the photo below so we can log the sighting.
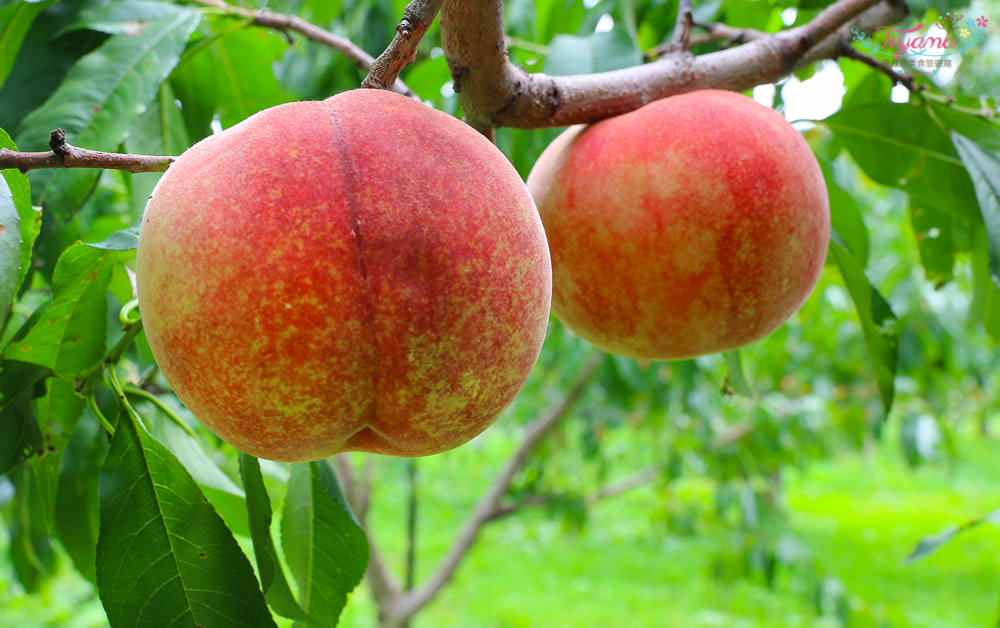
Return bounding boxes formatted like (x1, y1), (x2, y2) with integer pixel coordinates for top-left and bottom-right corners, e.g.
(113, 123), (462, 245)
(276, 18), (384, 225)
(527, 89), (829, 360)
(136, 89), (551, 461)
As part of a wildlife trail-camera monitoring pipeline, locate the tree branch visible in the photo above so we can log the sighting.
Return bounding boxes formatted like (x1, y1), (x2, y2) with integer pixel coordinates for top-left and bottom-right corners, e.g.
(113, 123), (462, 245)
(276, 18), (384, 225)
(196, 0), (414, 96)
(440, 0), (907, 129)
(486, 466), (660, 522)
(0, 129), (173, 174)
(383, 353), (605, 624)
(362, 0), (443, 92)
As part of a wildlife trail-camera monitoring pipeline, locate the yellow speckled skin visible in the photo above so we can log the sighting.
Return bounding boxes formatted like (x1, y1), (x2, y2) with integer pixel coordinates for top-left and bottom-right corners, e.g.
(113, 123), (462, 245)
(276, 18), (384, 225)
(136, 89), (551, 461)
(527, 89), (829, 360)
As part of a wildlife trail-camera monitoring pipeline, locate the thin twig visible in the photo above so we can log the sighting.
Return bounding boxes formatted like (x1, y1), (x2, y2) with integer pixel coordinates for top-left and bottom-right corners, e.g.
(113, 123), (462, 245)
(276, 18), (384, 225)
(362, 0), (444, 92)
(669, 0), (694, 53)
(196, 0), (414, 96)
(0, 129), (173, 174)
(838, 38), (921, 90)
(486, 466), (660, 522)
(647, 21), (770, 59)
(384, 353), (605, 623)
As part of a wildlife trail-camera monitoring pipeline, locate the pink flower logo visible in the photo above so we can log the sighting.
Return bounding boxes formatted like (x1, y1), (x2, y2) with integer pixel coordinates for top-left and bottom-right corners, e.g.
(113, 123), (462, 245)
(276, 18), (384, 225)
(976, 15), (988, 27)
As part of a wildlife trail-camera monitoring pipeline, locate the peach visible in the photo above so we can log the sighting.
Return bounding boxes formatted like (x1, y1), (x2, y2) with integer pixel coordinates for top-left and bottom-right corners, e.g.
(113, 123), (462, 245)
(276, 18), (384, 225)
(136, 89), (551, 461)
(526, 89), (829, 360)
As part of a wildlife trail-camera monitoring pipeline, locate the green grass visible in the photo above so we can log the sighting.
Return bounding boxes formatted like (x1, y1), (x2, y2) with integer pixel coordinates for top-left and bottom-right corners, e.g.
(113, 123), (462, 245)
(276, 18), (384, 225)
(3, 426), (998, 628)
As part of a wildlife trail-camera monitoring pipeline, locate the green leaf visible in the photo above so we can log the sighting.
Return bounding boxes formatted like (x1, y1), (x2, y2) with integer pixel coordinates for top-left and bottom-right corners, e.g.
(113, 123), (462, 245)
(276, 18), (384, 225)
(240, 454), (329, 627)
(951, 133), (1000, 292)
(0, 359), (49, 412)
(905, 507), (1000, 563)
(17, 9), (199, 219)
(0, 158), (20, 331)
(54, 0), (186, 37)
(18, 378), (81, 526)
(829, 234), (898, 416)
(908, 201), (956, 288)
(0, 17), (106, 134)
(4, 242), (125, 376)
(281, 461), (368, 626)
(823, 104), (976, 213)
(970, 227), (1000, 342)
(97, 412), (275, 628)
(0, 128), (38, 320)
(820, 160), (869, 268)
(87, 227), (139, 251)
(7, 460), (57, 592)
(171, 25), (290, 133)
(124, 82), (188, 211)
(0, 392), (41, 476)
(0, 0), (54, 90)
(130, 393), (249, 536)
(54, 412), (108, 583)
(544, 27), (643, 76)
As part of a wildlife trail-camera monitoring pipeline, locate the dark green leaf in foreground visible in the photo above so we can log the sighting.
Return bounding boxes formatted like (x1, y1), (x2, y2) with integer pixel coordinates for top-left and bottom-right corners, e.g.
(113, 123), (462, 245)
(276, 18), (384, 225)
(97, 412), (275, 628)
(3, 242), (124, 376)
(829, 234), (898, 416)
(240, 454), (330, 627)
(281, 461), (369, 626)
(17, 9), (199, 218)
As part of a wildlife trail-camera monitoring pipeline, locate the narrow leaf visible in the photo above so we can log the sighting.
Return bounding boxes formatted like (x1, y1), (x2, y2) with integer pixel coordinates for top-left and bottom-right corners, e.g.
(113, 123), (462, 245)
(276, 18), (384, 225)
(7, 460), (57, 591)
(0, 0), (54, 90)
(55, 0), (186, 36)
(723, 350), (755, 398)
(0, 393), (41, 476)
(829, 234), (898, 415)
(87, 227), (139, 251)
(4, 242), (124, 376)
(970, 227), (1000, 341)
(171, 26), (290, 132)
(0, 128), (38, 317)
(819, 159), (869, 268)
(909, 202), (956, 288)
(0, 162), (20, 331)
(240, 454), (329, 627)
(905, 507), (1000, 563)
(281, 461), (368, 626)
(952, 133), (1000, 293)
(97, 412), (275, 628)
(54, 412), (108, 583)
(0, 359), (49, 412)
(17, 10), (200, 218)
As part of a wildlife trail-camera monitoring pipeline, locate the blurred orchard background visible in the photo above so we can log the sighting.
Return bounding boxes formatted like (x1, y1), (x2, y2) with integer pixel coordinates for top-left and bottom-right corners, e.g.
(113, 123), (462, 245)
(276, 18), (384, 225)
(2, 0), (1000, 626)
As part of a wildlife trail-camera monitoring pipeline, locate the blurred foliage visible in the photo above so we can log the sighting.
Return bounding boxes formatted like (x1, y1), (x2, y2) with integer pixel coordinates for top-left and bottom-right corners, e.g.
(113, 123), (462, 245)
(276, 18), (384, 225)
(1, 0), (999, 626)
